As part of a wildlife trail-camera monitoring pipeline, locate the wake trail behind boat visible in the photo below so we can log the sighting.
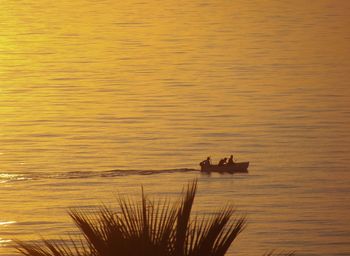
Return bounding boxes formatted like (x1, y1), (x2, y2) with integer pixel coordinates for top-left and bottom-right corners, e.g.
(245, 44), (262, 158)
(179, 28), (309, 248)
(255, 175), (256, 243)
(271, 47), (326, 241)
(0, 168), (198, 183)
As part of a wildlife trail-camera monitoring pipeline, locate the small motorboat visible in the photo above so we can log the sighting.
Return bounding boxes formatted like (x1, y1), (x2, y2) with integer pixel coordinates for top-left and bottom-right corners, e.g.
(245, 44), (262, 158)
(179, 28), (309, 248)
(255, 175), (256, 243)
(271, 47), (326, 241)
(200, 162), (249, 173)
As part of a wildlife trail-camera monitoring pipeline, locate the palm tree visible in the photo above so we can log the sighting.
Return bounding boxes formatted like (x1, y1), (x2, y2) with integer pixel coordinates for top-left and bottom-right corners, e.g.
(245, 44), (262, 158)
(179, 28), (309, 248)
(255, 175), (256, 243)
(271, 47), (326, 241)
(16, 181), (294, 256)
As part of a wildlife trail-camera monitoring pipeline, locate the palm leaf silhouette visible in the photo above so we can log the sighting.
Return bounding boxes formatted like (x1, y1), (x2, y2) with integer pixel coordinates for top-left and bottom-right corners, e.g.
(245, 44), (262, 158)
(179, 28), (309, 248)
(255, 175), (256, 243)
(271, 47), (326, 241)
(16, 180), (294, 256)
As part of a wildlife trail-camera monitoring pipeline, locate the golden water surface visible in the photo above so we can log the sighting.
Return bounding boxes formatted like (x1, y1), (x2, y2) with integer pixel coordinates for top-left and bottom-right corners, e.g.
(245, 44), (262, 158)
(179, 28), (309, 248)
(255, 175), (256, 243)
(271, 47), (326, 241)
(0, 1), (350, 255)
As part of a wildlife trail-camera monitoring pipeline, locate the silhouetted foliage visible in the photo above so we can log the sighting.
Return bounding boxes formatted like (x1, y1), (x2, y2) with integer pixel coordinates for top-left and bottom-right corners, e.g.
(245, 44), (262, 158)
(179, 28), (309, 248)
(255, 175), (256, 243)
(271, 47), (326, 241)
(16, 181), (294, 256)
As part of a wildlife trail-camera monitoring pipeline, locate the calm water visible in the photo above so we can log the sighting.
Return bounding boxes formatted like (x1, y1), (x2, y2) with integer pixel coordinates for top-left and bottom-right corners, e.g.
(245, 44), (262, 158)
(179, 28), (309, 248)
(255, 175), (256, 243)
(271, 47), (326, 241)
(1, 1), (350, 255)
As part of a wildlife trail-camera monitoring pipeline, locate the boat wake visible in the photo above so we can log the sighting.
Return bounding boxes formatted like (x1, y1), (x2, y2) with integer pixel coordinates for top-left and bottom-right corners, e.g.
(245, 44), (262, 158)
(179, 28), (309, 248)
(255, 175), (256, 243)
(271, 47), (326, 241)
(0, 168), (198, 183)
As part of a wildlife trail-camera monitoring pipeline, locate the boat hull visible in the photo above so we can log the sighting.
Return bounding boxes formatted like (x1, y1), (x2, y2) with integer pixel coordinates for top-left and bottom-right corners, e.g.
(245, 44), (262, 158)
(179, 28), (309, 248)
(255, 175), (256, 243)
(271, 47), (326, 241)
(200, 162), (249, 173)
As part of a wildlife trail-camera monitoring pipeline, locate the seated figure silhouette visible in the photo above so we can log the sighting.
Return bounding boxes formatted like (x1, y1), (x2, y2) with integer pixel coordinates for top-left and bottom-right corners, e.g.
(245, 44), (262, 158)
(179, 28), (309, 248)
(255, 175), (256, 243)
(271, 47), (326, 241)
(200, 157), (211, 167)
(218, 158), (227, 166)
(227, 155), (235, 165)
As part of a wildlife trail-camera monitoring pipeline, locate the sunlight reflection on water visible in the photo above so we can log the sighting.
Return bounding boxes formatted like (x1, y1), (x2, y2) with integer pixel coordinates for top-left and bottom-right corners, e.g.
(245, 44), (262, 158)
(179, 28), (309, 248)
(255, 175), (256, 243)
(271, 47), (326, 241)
(0, 174), (29, 184)
(0, 0), (349, 255)
(0, 222), (15, 248)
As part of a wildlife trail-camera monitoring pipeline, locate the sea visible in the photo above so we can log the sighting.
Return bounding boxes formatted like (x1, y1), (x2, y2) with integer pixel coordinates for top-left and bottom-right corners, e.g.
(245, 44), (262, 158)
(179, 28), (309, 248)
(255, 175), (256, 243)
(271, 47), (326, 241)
(0, 1), (350, 255)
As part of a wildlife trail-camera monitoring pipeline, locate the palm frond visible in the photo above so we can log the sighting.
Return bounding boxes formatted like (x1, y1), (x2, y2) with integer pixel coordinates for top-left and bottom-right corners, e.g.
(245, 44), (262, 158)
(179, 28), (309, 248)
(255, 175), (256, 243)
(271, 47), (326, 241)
(16, 180), (294, 256)
(173, 180), (197, 255)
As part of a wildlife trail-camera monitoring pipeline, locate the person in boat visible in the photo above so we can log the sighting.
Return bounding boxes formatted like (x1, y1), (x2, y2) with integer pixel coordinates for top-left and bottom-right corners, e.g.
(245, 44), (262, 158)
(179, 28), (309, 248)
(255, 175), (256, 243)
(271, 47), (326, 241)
(200, 157), (211, 167)
(227, 155), (235, 165)
(218, 157), (227, 166)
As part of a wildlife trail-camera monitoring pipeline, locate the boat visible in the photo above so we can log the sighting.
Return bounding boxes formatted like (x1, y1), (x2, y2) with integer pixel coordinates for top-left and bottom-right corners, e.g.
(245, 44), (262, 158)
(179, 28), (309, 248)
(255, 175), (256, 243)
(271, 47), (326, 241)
(200, 162), (249, 173)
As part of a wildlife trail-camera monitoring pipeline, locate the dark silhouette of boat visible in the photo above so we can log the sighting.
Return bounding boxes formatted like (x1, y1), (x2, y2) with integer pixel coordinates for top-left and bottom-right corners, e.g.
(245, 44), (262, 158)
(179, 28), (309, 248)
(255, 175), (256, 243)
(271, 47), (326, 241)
(200, 162), (249, 173)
